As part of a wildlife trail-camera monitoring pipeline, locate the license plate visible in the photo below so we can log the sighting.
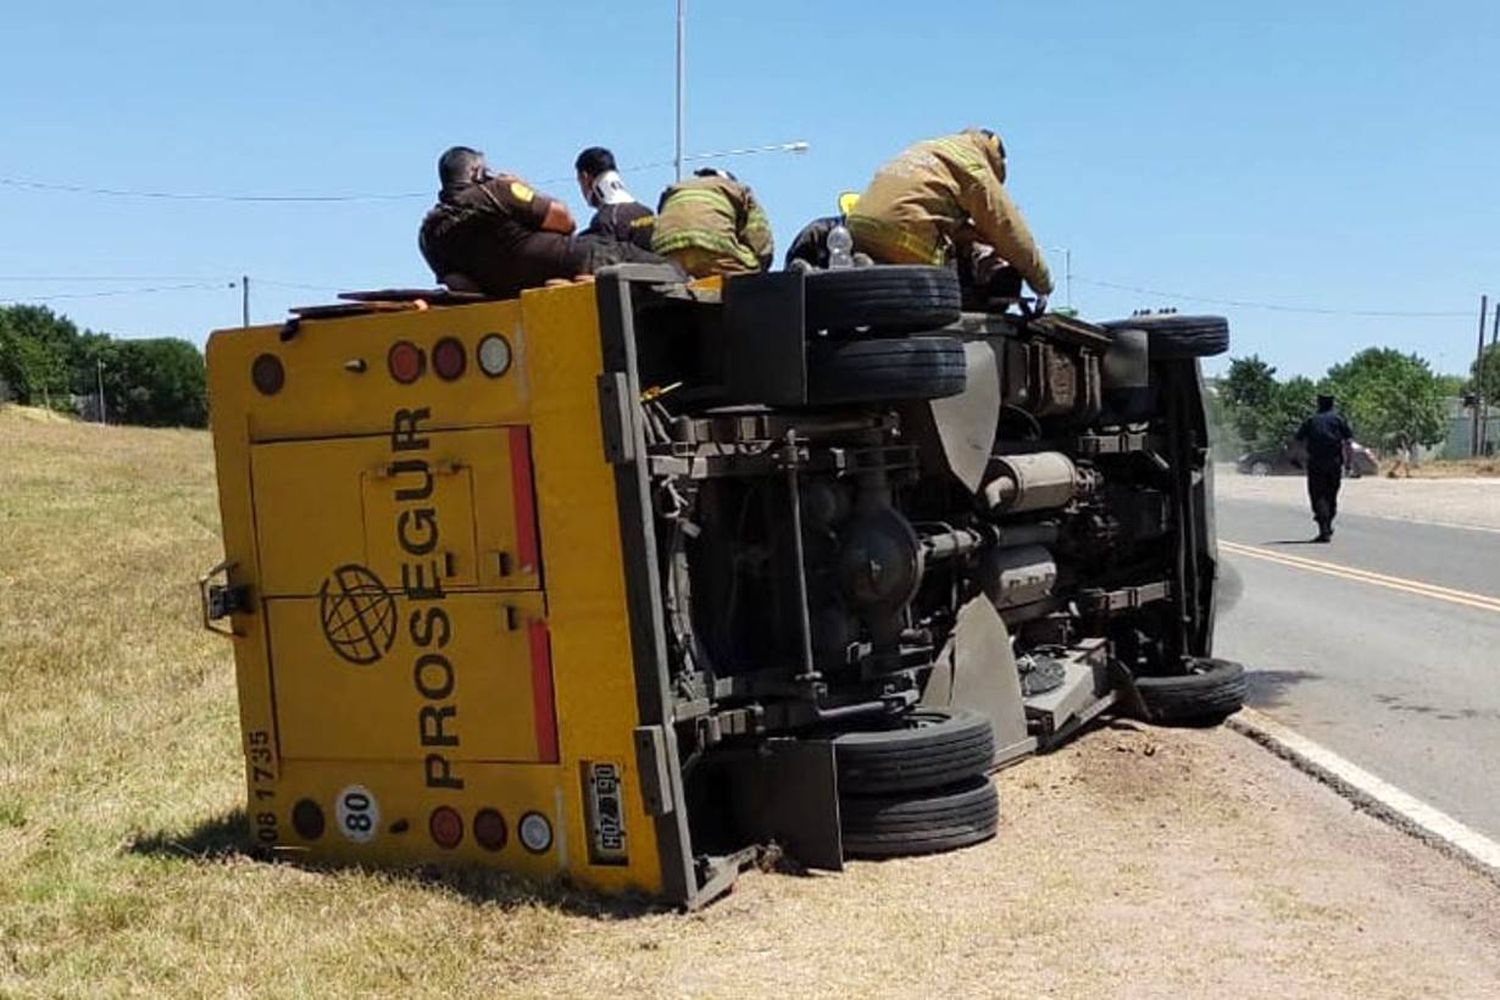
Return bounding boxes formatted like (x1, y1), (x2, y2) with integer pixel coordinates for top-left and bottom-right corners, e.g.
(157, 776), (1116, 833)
(584, 761), (628, 866)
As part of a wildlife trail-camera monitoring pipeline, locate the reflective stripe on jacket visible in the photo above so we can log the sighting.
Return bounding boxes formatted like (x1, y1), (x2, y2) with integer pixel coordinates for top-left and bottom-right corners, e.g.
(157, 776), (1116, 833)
(652, 177), (773, 273)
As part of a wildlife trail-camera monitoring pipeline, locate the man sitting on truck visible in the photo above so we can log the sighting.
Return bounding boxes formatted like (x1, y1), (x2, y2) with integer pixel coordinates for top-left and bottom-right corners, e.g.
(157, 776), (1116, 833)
(575, 146), (655, 251)
(652, 168), (774, 278)
(419, 146), (671, 297)
(847, 128), (1053, 311)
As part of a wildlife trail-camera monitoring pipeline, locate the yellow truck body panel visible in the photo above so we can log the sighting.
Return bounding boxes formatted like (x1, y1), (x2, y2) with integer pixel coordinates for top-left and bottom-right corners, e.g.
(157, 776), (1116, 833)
(206, 284), (673, 896)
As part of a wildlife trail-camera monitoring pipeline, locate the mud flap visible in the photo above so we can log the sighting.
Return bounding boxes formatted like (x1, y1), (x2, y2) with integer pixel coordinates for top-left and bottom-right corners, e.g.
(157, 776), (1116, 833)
(724, 739), (843, 871)
(918, 341), (1001, 493)
(921, 596), (1033, 767)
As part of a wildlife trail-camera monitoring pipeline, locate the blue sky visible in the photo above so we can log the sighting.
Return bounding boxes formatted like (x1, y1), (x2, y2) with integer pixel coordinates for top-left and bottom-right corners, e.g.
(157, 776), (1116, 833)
(2, 0), (1497, 378)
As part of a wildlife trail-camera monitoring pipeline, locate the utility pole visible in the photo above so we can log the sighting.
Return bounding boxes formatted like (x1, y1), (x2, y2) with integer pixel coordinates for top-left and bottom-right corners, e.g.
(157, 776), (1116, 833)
(95, 356), (106, 425)
(241, 274), (250, 328)
(1473, 294), (1488, 457)
(674, 0), (686, 181)
(1485, 300), (1500, 455)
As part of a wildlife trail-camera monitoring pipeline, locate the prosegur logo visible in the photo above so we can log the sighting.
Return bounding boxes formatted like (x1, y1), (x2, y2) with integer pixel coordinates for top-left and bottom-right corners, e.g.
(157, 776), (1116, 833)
(319, 564), (398, 665)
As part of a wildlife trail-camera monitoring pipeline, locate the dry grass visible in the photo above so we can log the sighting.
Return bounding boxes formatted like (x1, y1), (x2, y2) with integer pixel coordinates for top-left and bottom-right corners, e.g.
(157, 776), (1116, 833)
(5, 403), (1500, 998)
(1391, 457), (1500, 479)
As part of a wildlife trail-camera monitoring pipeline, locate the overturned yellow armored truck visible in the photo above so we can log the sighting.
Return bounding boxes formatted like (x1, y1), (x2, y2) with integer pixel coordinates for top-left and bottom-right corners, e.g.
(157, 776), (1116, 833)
(202, 263), (1241, 907)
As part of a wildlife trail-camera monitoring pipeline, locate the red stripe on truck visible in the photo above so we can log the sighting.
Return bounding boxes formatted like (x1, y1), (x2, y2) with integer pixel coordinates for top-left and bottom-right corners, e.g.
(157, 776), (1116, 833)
(508, 426), (540, 575)
(528, 619), (559, 763)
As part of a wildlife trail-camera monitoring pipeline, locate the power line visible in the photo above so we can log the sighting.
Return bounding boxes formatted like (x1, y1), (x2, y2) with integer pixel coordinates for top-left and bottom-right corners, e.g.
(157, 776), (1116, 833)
(0, 274), (232, 282)
(0, 142), (811, 205)
(0, 177), (425, 203)
(1073, 276), (1473, 318)
(0, 282), (230, 303)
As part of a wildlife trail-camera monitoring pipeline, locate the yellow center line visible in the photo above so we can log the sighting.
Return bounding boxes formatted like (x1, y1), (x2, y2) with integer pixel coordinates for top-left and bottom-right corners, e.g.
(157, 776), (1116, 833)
(1220, 540), (1500, 615)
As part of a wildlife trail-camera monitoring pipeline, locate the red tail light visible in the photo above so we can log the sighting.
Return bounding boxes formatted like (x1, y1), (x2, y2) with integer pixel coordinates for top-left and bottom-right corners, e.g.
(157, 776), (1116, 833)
(388, 341), (425, 384)
(251, 353), (285, 395)
(473, 808), (507, 852)
(433, 337), (467, 380)
(429, 806), (464, 849)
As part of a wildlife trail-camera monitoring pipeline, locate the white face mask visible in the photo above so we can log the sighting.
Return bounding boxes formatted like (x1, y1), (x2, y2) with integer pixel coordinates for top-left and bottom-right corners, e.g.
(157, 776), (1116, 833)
(590, 170), (636, 207)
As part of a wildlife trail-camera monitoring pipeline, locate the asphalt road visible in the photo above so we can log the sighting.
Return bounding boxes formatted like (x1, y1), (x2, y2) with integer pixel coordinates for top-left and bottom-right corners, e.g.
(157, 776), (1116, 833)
(1214, 494), (1500, 840)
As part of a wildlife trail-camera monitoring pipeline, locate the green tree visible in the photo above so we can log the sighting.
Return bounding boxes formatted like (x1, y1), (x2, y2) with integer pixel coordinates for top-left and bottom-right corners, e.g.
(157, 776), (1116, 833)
(1271, 375), (1318, 445)
(1219, 355), (1281, 449)
(103, 338), (208, 427)
(1471, 345), (1500, 406)
(1437, 372), (1470, 399)
(0, 305), (79, 407)
(0, 304), (207, 426)
(1322, 348), (1446, 453)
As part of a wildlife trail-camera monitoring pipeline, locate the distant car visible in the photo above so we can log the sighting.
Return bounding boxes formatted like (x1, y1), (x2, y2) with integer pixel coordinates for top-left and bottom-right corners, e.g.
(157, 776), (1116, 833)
(1346, 441), (1379, 477)
(1237, 443), (1305, 476)
(1237, 440), (1378, 477)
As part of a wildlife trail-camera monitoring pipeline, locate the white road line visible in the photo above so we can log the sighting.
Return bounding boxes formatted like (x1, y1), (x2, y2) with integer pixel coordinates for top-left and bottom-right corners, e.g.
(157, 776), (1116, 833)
(1334, 513), (1500, 536)
(1218, 498), (1500, 536)
(1228, 708), (1500, 877)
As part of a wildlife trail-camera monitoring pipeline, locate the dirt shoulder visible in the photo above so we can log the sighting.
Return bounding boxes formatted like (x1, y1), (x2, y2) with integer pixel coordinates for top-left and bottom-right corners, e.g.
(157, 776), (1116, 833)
(1216, 464), (1500, 531)
(513, 724), (1500, 1000)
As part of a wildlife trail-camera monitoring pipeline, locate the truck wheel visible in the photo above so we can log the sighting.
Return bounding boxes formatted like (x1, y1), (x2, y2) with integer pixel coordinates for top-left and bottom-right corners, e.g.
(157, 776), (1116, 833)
(840, 777), (999, 859)
(804, 265), (961, 333)
(807, 336), (966, 405)
(833, 708), (995, 794)
(1102, 314), (1230, 359)
(1134, 658), (1247, 725)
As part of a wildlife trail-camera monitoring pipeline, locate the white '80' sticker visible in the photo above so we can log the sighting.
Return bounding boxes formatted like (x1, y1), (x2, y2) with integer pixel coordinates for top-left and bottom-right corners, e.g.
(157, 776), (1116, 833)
(336, 784), (380, 843)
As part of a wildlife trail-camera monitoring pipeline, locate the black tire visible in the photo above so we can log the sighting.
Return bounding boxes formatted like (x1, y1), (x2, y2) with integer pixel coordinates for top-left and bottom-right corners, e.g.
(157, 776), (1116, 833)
(1102, 314), (1230, 360)
(833, 709), (995, 794)
(1134, 657), (1247, 725)
(840, 777), (999, 859)
(806, 336), (966, 405)
(804, 265), (961, 333)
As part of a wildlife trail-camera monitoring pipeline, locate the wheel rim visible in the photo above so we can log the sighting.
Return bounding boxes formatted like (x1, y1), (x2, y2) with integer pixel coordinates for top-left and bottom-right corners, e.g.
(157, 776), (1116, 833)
(1251, 462), (1270, 476)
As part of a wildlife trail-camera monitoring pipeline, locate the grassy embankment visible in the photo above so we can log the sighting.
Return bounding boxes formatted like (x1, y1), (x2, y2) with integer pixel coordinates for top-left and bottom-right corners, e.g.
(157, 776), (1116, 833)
(0, 406), (583, 996)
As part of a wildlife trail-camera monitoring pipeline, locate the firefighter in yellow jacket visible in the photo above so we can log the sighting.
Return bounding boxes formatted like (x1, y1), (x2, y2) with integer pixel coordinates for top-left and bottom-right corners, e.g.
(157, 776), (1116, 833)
(652, 168), (774, 278)
(848, 129), (1053, 306)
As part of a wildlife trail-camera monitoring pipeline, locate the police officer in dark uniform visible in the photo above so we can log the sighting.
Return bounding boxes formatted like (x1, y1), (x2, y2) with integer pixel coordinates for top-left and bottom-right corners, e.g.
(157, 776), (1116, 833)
(419, 146), (670, 298)
(575, 147), (655, 251)
(1294, 394), (1354, 542)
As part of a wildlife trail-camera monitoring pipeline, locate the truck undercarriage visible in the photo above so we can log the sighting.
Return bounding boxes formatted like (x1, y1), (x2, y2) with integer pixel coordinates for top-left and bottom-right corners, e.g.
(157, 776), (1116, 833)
(597, 263), (1240, 872)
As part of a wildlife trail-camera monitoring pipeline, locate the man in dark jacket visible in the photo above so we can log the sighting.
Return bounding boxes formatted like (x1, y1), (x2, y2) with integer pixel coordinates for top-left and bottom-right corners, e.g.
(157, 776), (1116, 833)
(575, 146), (655, 251)
(419, 146), (670, 297)
(1294, 394), (1355, 542)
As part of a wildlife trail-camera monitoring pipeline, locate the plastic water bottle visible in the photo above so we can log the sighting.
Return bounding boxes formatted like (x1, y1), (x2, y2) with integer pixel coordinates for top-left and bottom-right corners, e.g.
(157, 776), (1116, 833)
(827, 223), (854, 269)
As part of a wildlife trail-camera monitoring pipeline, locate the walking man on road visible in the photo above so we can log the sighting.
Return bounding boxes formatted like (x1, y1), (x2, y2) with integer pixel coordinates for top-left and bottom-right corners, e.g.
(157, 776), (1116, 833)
(1295, 394), (1354, 542)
